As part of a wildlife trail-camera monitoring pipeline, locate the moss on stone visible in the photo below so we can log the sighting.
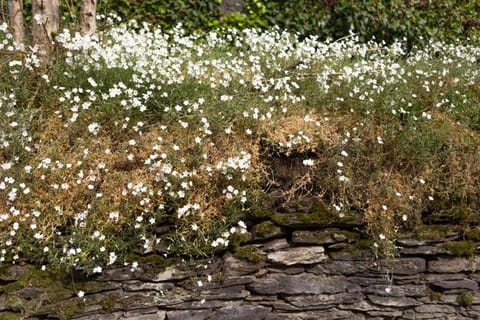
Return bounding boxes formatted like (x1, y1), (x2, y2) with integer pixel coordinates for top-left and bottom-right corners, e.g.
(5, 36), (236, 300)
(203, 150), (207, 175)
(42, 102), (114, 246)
(127, 253), (177, 269)
(457, 291), (474, 308)
(427, 288), (443, 301)
(254, 221), (280, 236)
(441, 241), (475, 256)
(465, 227), (480, 241)
(230, 231), (253, 249)
(234, 245), (266, 263)
(271, 199), (362, 228)
(0, 312), (23, 320)
(100, 292), (120, 312)
(0, 265), (85, 319)
(413, 224), (461, 241)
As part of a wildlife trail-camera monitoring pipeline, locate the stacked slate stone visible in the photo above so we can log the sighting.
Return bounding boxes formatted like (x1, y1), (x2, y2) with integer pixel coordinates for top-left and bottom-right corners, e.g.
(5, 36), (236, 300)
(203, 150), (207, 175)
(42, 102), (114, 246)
(1, 215), (480, 319)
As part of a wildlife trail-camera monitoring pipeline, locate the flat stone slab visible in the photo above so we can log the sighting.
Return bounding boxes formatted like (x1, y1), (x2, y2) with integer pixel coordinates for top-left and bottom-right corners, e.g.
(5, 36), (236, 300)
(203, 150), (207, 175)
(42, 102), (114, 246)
(367, 294), (422, 307)
(285, 292), (361, 309)
(430, 279), (478, 291)
(167, 309), (211, 320)
(249, 273), (348, 295)
(267, 246), (327, 265)
(211, 305), (271, 320)
(428, 257), (480, 273)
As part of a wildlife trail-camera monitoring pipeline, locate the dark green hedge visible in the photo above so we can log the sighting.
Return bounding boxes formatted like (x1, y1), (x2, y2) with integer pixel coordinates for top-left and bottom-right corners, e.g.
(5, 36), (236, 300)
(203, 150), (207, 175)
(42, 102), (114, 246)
(97, 0), (479, 44)
(3, 0), (479, 45)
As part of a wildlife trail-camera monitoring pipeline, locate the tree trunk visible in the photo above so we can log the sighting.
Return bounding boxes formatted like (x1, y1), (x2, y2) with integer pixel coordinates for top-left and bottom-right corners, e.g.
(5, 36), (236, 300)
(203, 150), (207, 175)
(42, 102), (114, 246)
(8, 0), (25, 51)
(32, 0), (59, 60)
(80, 0), (96, 36)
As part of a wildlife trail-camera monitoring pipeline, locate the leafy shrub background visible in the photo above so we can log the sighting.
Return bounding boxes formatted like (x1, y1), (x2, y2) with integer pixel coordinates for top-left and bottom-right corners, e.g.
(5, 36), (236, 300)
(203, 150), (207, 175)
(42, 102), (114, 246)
(102, 0), (479, 45)
(2, 0), (478, 45)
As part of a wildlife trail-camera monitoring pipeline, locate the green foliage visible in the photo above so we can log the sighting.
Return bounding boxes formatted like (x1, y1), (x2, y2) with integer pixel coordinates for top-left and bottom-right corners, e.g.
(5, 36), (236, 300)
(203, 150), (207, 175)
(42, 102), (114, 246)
(457, 291), (474, 308)
(441, 241), (476, 257)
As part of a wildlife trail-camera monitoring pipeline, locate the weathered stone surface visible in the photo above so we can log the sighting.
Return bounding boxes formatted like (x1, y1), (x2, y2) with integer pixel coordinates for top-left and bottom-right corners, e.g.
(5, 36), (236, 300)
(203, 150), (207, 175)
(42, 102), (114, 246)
(73, 312), (123, 320)
(285, 293), (361, 309)
(0, 266), (28, 282)
(268, 266), (304, 275)
(428, 257), (480, 273)
(293, 229), (359, 245)
(367, 294), (422, 307)
(309, 259), (370, 275)
(200, 285), (250, 300)
(97, 268), (138, 281)
(248, 273), (348, 295)
(224, 254), (265, 276)
(329, 249), (373, 261)
(348, 276), (387, 287)
(265, 310), (363, 320)
(123, 281), (174, 292)
(167, 309), (212, 320)
(262, 238), (289, 252)
(415, 304), (457, 314)
(252, 221), (284, 240)
(429, 279), (478, 291)
(138, 265), (188, 282)
(267, 246), (327, 265)
(211, 305), (271, 320)
(365, 284), (426, 297)
(377, 258), (426, 275)
(400, 245), (445, 255)
(123, 311), (167, 320)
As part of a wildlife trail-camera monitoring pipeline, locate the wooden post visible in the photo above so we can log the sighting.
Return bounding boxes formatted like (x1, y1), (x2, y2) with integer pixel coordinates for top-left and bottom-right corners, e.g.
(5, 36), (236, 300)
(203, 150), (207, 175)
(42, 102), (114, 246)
(8, 0), (25, 51)
(80, 0), (96, 36)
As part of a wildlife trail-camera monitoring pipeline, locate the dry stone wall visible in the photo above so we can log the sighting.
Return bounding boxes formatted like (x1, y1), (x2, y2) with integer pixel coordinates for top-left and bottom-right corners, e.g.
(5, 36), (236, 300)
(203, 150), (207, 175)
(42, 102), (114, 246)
(2, 220), (480, 320)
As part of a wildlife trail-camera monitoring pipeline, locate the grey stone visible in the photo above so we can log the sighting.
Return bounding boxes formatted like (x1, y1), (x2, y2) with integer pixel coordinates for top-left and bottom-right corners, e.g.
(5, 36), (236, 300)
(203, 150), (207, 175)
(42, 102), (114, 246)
(211, 305), (271, 320)
(97, 268), (137, 281)
(262, 239), (289, 252)
(224, 254), (265, 276)
(0, 265), (28, 281)
(380, 257), (426, 275)
(248, 273), (348, 295)
(268, 267), (304, 274)
(400, 245), (445, 255)
(285, 293), (361, 309)
(365, 284), (426, 297)
(415, 304), (457, 314)
(123, 281), (174, 292)
(200, 285), (250, 300)
(367, 294), (422, 307)
(348, 276), (386, 287)
(123, 311), (166, 320)
(265, 310), (363, 320)
(166, 309), (212, 320)
(428, 257), (480, 273)
(252, 222), (284, 240)
(140, 265), (188, 282)
(366, 310), (403, 317)
(292, 229), (359, 245)
(123, 307), (160, 317)
(329, 249), (373, 261)
(74, 312), (123, 320)
(430, 279), (478, 291)
(267, 246), (327, 265)
(309, 259), (370, 275)
(202, 276), (255, 289)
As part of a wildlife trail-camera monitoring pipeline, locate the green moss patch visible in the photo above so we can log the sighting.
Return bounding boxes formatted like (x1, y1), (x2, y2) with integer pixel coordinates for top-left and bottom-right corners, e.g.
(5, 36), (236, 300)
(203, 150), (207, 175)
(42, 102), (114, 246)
(457, 291), (474, 308)
(234, 245), (266, 263)
(441, 241), (475, 257)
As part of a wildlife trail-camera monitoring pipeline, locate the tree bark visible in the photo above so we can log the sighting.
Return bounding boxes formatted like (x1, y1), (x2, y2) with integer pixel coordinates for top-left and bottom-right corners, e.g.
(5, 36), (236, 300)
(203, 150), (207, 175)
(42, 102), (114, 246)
(32, 0), (59, 60)
(8, 0), (25, 51)
(80, 0), (96, 36)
